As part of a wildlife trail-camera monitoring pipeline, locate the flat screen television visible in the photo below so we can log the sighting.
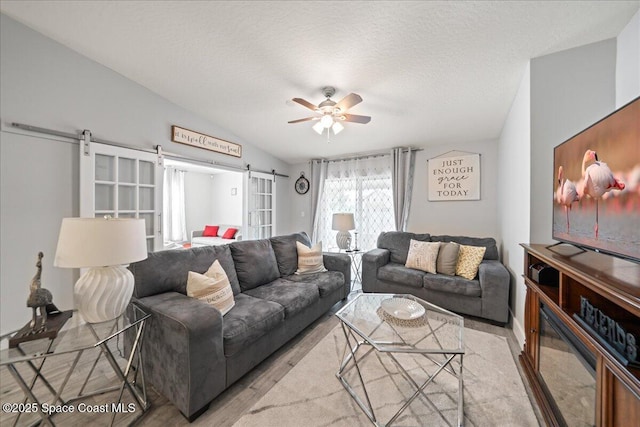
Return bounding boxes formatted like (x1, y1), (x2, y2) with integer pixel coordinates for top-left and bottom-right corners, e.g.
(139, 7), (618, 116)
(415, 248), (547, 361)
(553, 96), (640, 263)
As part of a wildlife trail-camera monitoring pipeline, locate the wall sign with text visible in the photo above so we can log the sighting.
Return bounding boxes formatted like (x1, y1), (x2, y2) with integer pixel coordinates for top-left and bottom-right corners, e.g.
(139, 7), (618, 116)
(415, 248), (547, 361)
(171, 126), (242, 158)
(428, 153), (480, 201)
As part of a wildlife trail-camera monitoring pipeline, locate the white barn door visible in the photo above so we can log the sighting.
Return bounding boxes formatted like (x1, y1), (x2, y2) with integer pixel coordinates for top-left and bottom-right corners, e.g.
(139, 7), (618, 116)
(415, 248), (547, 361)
(80, 139), (163, 252)
(244, 171), (276, 240)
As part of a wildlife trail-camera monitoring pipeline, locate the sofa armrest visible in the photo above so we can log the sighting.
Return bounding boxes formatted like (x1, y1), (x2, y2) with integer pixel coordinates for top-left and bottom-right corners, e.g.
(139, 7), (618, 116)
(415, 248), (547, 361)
(323, 252), (351, 298)
(191, 230), (204, 240)
(134, 292), (226, 418)
(477, 260), (510, 324)
(362, 248), (390, 292)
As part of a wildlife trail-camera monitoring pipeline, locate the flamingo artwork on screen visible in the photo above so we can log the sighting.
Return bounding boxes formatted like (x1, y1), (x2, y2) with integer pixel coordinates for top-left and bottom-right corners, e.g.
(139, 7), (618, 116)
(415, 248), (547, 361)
(555, 166), (580, 233)
(553, 97), (640, 262)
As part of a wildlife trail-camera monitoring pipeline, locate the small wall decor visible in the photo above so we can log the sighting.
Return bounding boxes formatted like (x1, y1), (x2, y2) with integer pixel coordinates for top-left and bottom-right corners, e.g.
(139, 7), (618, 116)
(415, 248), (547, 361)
(172, 125), (242, 158)
(295, 172), (310, 195)
(428, 151), (480, 201)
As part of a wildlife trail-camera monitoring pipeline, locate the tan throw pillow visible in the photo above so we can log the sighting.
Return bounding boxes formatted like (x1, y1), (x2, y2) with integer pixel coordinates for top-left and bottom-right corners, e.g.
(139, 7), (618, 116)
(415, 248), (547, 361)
(437, 242), (460, 276)
(295, 241), (327, 275)
(405, 240), (440, 274)
(187, 260), (235, 315)
(455, 245), (486, 280)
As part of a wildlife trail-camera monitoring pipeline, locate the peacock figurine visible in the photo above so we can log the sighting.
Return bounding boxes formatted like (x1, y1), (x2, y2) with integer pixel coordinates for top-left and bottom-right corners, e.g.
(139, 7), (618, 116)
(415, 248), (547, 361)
(27, 252), (54, 333)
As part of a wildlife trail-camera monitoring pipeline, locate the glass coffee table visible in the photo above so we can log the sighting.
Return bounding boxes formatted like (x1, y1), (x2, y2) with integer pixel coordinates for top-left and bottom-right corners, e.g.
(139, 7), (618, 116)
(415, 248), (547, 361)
(335, 293), (464, 426)
(0, 304), (150, 427)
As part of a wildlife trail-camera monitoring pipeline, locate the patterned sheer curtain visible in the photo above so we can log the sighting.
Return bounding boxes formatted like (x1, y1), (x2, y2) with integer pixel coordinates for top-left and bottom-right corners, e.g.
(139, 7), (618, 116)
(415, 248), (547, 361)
(163, 167), (187, 242)
(316, 155), (395, 251)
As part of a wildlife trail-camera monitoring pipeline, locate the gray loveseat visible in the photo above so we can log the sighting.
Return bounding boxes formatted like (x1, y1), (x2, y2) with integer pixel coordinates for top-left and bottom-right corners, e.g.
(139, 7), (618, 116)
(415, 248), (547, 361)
(128, 232), (350, 421)
(362, 232), (509, 324)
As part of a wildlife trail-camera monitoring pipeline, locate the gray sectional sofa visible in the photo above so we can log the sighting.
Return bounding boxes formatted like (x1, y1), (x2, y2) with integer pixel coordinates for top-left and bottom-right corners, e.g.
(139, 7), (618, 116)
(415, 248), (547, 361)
(362, 231), (510, 324)
(128, 232), (350, 421)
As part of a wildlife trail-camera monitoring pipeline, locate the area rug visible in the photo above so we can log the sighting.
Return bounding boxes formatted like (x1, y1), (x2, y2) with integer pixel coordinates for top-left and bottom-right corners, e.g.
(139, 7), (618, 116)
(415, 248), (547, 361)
(233, 325), (539, 427)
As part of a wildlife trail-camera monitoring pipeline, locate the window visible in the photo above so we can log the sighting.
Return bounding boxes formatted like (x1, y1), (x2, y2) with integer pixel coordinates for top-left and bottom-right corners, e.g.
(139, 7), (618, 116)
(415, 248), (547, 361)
(317, 155), (394, 251)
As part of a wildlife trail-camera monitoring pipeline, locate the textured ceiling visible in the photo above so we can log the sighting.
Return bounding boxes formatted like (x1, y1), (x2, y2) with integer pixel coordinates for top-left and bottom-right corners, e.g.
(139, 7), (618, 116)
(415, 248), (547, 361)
(1, 1), (638, 164)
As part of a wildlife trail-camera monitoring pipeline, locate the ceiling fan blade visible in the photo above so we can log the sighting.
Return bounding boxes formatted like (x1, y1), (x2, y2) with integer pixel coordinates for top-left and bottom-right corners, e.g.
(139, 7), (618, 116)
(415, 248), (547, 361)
(288, 117), (318, 124)
(342, 114), (371, 124)
(335, 93), (363, 112)
(292, 98), (318, 111)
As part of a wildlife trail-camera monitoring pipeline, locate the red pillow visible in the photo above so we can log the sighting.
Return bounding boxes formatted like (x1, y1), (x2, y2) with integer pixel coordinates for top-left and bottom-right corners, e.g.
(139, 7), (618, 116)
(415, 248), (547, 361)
(222, 227), (238, 239)
(203, 225), (219, 237)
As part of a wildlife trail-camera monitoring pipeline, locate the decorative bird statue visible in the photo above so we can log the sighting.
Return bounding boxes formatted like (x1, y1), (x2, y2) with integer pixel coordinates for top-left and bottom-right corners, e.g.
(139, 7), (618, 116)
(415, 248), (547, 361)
(27, 252), (53, 333)
(556, 166), (580, 233)
(579, 150), (626, 238)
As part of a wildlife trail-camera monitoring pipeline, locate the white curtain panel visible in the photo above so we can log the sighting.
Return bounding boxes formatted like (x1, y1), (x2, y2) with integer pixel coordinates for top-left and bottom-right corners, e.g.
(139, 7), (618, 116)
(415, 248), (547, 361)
(391, 147), (416, 231)
(163, 167), (187, 242)
(317, 155), (395, 251)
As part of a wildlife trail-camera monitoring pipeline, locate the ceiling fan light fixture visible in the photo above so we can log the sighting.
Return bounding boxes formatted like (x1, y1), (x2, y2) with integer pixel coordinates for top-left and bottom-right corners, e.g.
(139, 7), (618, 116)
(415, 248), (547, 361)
(320, 114), (334, 128)
(312, 121), (324, 135)
(332, 121), (344, 135)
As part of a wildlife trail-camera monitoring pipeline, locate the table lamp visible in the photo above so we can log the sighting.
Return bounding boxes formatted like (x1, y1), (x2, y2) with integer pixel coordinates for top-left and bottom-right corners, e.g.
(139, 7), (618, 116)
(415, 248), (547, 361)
(332, 213), (355, 250)
(54, 217), (148, 323)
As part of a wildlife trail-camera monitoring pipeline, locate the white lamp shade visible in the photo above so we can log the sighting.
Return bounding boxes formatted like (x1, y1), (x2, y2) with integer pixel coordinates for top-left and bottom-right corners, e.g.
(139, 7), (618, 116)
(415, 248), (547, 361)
(312, 121), (324, 135)
(332, 121), (344, 135)
(332, 213), (355, 231)
(320, 114), (334, 128)
(54, 217), (148, 268)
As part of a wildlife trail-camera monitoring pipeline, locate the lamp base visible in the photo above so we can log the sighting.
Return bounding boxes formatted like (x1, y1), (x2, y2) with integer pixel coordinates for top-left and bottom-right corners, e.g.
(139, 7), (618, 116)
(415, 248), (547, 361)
(336, 231), (352, 250)
(74, 265), (133, 323)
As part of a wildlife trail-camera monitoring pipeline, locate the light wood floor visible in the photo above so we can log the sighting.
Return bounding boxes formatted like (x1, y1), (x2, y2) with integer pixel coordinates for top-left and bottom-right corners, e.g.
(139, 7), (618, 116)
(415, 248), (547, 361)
(1, 288), (544, 426)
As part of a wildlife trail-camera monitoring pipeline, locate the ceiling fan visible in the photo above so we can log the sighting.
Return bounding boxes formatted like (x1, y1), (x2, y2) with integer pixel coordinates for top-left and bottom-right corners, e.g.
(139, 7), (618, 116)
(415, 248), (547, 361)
(288, 86), (371, 137)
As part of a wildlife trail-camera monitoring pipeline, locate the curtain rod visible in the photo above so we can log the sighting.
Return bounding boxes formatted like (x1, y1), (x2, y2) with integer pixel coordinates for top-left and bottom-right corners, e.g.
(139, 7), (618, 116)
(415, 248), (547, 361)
(312, 147), (423, 163)
(9, 122), (289, 178)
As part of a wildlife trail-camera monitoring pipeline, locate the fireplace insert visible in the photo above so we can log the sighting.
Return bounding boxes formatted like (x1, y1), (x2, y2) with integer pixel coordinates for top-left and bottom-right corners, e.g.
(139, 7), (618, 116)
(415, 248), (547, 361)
(538, 303), (596, 427)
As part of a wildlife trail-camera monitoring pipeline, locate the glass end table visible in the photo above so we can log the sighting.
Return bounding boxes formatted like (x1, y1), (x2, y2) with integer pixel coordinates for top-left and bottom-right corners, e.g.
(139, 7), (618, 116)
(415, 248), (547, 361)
(335, 293), (465, 426)
(1, 304), (150, 426)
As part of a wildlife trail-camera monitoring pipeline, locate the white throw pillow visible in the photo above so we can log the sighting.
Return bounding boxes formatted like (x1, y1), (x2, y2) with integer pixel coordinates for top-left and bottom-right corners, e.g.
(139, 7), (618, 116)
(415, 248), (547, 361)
(405, 240), (441, 274)
(187, 260), (235, 315)
(295, 241), (327, 275)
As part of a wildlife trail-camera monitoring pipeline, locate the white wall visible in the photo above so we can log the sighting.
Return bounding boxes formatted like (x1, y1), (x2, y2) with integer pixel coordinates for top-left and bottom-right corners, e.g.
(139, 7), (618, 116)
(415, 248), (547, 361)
(529, 39), (616, 244)
(184, 171), (214, 238)
(0, 14), (291, 335)
(211, 172), (243, 225)
(497, 64), (531, 347)
(616, 9), (640, 107)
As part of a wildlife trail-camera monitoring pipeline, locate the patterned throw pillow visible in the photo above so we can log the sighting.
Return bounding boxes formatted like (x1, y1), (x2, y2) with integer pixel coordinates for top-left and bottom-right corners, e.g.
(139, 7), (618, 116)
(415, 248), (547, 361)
(405, 240), (441, 274)
(455, 245), (486, 280)
(436, 242), (460, 276)
(295, 241), (327, 275)
(187, 260), (235, 315)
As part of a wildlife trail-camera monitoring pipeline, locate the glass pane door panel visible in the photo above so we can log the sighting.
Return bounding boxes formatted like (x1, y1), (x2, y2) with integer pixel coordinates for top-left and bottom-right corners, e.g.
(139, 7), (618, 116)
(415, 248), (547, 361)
(118, 185), (136, 211)
(139, 213), (154, 236)
(82, 143), (162, 252)
(95, 155), (115, 181)
(139, 161), (155, 185)
(139, 188), (154, 211)
(118, 158), (136, 183)
(95, 184), (115, 211)
(245, 172), (276, 240)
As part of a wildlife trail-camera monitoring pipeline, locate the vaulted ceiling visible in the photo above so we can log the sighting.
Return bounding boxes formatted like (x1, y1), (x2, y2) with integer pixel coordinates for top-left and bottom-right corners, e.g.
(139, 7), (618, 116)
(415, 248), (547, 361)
(1, 1), (638, 164)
